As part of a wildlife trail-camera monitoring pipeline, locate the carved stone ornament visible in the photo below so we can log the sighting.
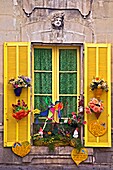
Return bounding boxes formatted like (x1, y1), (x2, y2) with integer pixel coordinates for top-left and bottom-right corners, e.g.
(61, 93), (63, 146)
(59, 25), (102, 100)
(51, 12), (65, 30)
(22, 0), (93, 18)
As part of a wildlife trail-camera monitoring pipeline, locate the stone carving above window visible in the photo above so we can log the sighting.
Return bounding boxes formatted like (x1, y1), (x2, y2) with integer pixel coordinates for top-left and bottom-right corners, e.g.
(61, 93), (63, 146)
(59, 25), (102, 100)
(51, 12), (65, 30)
(23, 0), (93, 18)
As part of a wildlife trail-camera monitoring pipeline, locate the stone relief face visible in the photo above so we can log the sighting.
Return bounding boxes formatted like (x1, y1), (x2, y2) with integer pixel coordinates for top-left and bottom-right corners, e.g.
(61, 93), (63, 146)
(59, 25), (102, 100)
(51, 13), (64, 30)
(53, 17), (62, 27)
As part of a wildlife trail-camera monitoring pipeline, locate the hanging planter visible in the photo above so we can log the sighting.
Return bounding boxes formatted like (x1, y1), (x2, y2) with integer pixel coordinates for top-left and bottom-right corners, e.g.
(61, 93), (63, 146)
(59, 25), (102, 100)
(12, 110), (30, 120)
(14, 87), (22, 96)
(90, 77), (108, 93)
(85, 98), (104, 119)
(12, 100), (31, 120)
(8, 75), (31, 96)
(93, 88), (103, 99)
(93, 111), (102, 119)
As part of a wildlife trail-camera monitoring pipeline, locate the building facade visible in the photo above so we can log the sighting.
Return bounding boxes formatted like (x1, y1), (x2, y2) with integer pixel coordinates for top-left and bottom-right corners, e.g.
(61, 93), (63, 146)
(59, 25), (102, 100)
(0, 0), (113, 169)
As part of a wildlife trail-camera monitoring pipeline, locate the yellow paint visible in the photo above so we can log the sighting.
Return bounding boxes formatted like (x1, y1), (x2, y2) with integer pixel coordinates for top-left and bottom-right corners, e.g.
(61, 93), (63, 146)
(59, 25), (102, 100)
(88, 120), (107, 137)
(71, 148), (88, 166)
(4, 42), (31, 147)
(84, 43), (111, 147)
(12, 141), (31, 157)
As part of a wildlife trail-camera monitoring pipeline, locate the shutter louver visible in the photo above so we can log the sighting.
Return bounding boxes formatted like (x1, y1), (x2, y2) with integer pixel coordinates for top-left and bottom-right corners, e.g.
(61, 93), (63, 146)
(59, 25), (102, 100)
(84, 43), (111, 147)
(4, 42), (31, 147)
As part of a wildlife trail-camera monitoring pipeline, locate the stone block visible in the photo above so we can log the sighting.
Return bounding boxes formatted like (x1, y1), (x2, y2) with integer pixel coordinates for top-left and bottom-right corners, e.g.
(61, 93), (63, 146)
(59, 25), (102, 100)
(1, 147), (22, 164)
(0, 16), (16, 31)
(0, 0), (13, 15)
(94, 150), (113, 163)
(94, 19), (107, 34)
(0, 31), (20, 42)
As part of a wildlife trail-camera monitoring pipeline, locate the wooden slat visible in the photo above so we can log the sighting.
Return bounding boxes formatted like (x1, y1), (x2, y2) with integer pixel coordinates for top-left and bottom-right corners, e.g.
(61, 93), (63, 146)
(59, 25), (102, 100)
(4, 42), (31, 147)
(84, 43), (111, 147)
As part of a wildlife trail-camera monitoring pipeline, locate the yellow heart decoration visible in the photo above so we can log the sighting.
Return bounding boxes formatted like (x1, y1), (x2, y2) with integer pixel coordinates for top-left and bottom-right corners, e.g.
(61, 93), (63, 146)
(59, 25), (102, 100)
(88, 120), (107, 137)
(12, 141), (31, 157)
(71, 148), (88, 166)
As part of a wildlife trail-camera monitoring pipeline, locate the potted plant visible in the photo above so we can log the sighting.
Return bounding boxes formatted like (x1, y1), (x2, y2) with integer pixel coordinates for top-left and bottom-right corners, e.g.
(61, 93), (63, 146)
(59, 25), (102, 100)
(12, 100), (31, 120)
(90, 77), (108, 99)
(9, 75), (31, 96)
(67, 112), (86, 129)
(85, 97), (104, 119)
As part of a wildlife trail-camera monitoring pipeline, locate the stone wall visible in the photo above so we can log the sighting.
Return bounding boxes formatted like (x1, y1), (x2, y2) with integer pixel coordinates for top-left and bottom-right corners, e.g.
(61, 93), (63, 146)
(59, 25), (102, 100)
(0, 0), (113, 168)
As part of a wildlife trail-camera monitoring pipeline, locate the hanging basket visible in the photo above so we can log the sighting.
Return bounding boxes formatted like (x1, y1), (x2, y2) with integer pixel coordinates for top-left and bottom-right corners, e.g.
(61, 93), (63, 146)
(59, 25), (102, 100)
(94, 112), (102, 119)
(12, 110), (30, 120)
(93, 88), (103, 99)
(14, 87), (22, 96)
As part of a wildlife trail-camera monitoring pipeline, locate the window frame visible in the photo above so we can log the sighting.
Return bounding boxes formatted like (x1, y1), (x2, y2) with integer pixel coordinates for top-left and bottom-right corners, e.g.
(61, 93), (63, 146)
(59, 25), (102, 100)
(31, 44), (84, 142)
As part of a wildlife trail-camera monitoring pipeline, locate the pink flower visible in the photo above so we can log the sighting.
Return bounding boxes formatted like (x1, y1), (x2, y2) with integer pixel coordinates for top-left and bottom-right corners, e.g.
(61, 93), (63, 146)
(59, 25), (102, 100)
(92, 106), (99, 113)
(91, 98), (98, 104)
(73, 115), (76, 119)
(89, 104), (95, 109)
(85, 107), (92, 114)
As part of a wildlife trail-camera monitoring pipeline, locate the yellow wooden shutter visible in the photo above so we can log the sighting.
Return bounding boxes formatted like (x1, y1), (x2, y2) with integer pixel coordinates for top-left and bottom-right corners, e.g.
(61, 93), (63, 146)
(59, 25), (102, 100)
(4, 42), (31, 147)
(84, 43), (111, 147)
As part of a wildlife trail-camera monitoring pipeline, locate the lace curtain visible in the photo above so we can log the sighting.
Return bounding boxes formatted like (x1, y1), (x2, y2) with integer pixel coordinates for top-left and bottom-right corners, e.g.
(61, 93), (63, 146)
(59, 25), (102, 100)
(34, 48), (77, 115)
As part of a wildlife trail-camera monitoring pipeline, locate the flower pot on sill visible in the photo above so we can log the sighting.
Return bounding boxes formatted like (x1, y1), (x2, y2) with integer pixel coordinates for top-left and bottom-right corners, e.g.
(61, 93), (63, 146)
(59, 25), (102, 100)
(14, 87), (22, 96)
(93, 88), (103, 99)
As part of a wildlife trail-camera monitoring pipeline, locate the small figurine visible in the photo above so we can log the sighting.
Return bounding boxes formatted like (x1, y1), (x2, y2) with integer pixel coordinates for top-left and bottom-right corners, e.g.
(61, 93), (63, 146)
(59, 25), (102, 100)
(73, 128), (79, 138)
(38, 127), (43, 138)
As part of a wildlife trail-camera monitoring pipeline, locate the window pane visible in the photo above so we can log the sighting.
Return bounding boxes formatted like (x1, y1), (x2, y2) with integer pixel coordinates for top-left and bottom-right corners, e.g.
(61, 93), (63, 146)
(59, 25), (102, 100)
(59, 73), (77, 94)
(59, 49), (77, 71)
(34, 96), (52, 111)
(60, 96), (77, 117)
(34, 72), (52, 94)
(34, 48), (52, 71)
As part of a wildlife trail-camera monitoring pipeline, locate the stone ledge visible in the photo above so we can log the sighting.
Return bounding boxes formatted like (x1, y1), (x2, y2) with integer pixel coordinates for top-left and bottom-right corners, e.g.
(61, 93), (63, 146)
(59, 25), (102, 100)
(22, 146), (94, 164)
(0, 164), (112, 170)
(30, 146), (93, 155)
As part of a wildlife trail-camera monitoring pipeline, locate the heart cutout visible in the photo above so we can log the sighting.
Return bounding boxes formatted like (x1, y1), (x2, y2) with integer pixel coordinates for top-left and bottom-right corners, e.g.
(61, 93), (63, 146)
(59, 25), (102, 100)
(71, 148), (88, 166)
(88, 120), (107, 137)
(12, 141), (31, 157)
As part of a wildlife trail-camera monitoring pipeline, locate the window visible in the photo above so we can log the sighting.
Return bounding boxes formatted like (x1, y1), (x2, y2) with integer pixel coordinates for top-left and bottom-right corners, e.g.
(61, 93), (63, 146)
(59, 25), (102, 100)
(32, 46), (81, 142)
(33, 46), (80, 113)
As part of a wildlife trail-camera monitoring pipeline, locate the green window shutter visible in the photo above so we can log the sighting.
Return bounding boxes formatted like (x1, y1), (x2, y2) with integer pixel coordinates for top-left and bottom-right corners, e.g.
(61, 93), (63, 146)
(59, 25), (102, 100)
(84, 43), (111, 147)
(4, 42), (31, 147)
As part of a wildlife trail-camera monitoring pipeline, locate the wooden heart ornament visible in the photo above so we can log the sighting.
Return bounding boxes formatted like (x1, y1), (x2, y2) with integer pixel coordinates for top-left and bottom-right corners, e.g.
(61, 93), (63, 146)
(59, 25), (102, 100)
(71, 148), (88, 166)
(88, 120), (106, 137)
(12, 141), (31, 157)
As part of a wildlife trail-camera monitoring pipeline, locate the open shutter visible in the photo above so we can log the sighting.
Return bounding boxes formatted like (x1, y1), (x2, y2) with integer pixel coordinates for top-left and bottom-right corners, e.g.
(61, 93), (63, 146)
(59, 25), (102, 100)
(4, 42), (31, 147)
(84, 43), (111, 147)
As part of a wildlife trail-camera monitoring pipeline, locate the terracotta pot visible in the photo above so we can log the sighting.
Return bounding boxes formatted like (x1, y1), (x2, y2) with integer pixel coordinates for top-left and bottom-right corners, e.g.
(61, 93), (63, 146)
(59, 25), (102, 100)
(93, 88), (103, 99)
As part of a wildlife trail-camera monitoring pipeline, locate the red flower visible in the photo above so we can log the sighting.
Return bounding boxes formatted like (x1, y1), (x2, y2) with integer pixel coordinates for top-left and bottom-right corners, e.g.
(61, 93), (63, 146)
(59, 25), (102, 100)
(83, 121), (87, 125)
(68, 119), (72, 124)
(72, 112), (76, 115)
(95, 77), (99, 81)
